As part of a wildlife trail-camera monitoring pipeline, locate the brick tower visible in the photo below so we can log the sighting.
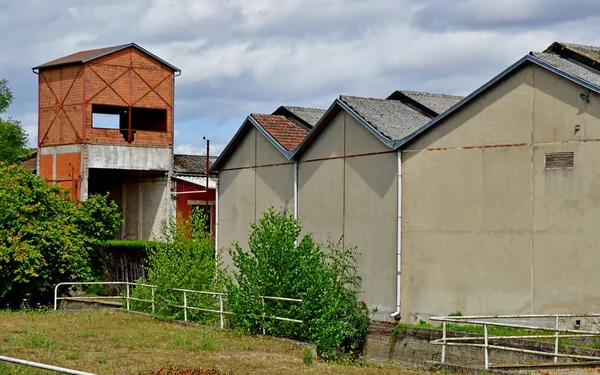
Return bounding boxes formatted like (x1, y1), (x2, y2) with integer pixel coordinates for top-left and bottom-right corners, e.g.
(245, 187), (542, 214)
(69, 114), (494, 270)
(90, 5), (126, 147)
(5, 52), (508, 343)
(33, 43), (180, 240)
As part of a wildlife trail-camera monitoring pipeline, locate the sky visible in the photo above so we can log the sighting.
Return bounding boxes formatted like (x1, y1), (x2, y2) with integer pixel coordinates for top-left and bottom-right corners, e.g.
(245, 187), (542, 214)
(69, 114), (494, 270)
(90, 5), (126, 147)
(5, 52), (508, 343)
(1, 0), (600, 156)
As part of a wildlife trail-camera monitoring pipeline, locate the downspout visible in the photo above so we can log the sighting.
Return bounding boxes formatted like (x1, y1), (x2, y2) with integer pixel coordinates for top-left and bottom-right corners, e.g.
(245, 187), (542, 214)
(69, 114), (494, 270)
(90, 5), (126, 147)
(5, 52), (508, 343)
(293, 159), (298, 245)
(391, 150), (402, 319)
(214, 177), (219, 269)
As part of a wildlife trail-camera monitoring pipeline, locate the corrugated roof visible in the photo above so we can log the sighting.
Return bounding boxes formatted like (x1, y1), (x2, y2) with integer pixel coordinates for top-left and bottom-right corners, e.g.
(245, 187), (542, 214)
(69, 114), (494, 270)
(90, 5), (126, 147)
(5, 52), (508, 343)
(553, 42), (600, 65)
(173, 154), (217, 175)
(280, 106), (325, 127)
(173, 175), (217, 189)
(530, 52), (600, 88)
(339, 95), (431, 141)
(388, 90), (464, 116)
(250, 114), (308, 151)
(33, 43), (180, 72)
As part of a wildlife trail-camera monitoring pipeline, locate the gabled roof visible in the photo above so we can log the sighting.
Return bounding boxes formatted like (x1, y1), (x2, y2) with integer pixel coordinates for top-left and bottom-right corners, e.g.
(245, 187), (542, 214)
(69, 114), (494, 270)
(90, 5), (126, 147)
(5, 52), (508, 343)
(211, 113), (309, 171)
(293, 95), (432, 155)
(395, 43), (600, 149)
(387, 90), (464, 117)
(173, 154), (217, 176)
(33, 43), (180, 72)
(272, 106), (326, 128)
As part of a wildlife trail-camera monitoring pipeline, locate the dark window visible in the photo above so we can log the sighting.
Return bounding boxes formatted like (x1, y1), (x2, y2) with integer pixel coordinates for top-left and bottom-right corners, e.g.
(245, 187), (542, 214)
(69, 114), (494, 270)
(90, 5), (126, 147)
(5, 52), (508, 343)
(192, 205), (213, 233)
(92, 104), (128, 130)
(131, 107), (167, 132)
(545, 152), (574, 169)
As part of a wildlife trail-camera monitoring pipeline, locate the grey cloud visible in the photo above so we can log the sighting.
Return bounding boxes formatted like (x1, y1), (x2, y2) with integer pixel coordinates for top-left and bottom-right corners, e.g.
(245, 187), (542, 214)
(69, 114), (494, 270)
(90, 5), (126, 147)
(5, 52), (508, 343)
(411, 0), (600, 31)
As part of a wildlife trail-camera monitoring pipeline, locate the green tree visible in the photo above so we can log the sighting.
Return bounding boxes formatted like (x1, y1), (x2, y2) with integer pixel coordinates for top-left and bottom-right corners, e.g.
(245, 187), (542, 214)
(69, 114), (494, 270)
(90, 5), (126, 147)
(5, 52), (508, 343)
(226, 208), (370, 359)
(0, 79), (30, 164)
(0, 164), (122, 307)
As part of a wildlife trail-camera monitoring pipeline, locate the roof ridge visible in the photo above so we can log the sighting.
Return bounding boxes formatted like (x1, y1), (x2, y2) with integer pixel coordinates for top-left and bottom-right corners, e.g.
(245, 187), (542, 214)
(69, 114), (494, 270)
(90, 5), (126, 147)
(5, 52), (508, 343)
(340, 94), (387, 101)
(399, 90), (464, 98)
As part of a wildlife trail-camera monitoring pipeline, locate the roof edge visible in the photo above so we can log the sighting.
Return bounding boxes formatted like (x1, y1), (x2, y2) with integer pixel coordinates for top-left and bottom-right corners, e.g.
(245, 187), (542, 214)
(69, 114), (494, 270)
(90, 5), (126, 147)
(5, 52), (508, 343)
(33, 43), (181, 73)
(394, 54), (600, 149)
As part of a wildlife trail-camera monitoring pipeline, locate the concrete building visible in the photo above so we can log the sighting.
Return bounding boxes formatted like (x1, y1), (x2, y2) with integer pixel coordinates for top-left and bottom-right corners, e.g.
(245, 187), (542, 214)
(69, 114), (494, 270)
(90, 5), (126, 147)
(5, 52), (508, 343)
(214, 41), (600, 322)
(33, 43), (180, 240)
(172, 154), (217, 232)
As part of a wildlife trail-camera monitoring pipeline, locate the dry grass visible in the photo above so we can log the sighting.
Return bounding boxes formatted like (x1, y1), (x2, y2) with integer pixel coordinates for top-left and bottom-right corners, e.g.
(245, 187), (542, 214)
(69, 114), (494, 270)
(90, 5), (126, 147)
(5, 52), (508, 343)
(0, 310), (435, 375)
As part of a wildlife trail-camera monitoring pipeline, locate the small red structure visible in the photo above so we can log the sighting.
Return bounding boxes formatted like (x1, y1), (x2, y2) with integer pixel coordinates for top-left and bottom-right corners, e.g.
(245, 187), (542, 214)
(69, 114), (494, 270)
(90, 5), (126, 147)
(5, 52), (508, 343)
(172, 154), (217, 233)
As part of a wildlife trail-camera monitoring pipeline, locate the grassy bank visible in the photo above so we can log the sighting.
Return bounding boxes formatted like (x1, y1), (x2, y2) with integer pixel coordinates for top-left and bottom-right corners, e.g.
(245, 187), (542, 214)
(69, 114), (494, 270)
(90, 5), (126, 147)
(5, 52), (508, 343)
(0, 310), (432, 375)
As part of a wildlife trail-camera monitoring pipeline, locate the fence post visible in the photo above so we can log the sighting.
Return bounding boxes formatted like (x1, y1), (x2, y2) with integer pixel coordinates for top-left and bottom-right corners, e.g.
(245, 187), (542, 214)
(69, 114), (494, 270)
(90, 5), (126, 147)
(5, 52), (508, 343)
(151, 286), (155, 314)
(219, 294), (224, 330)
(54, 284), (59, 311)
(183, 291), (187, 322)
(441, 321), (447, 364)
(484, 323), (489, 370)
(554, 315), (559, 363)
(261, 296), (266, 335)
(126, 283), (130, 311)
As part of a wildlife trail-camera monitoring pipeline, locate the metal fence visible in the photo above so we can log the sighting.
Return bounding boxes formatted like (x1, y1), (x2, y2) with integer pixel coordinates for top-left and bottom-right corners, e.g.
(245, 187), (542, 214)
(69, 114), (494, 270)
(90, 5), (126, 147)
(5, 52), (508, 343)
(54, 281), (302, 330)
(430, 314), (600, 370)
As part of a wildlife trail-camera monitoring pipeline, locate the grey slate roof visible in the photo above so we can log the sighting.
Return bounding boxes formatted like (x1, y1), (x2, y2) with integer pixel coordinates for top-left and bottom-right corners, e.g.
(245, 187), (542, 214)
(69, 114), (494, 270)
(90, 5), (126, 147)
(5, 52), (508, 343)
(274, 106), (325, 127)
(393, 90), (464, 116)
(530, 52), (600, 88)
(173, 154), (217, 175)
(339, 95), (431, 141)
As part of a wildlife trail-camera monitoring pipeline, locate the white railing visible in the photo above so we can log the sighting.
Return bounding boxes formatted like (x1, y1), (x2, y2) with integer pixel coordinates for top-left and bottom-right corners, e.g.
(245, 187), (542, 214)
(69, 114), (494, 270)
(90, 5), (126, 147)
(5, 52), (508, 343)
(0, 355), (96, 375)
(430, 314), (600, 370)
(54, 281), (302, 330)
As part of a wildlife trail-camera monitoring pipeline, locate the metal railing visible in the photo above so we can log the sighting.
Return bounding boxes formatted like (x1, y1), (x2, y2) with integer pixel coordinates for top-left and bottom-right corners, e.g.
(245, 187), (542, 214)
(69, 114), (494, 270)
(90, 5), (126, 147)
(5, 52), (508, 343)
(0, 355), (96, 375)
(54, 281), (302, 330)
(430, 313), (600, 370)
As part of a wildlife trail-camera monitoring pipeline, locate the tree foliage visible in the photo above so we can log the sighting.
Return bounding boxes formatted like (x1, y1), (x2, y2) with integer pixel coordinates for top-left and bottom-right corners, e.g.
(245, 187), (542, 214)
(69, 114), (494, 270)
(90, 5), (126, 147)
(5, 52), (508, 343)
(0, 164), (122, 307)
(130, 210), (222, 322)
(226, 208), (370, 359)
(0, 79), (30, 164)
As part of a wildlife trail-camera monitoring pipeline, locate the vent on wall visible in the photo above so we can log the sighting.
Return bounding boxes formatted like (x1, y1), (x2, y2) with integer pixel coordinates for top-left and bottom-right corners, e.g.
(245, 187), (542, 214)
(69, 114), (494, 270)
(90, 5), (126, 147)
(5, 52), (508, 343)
(545, 152), (574, 169)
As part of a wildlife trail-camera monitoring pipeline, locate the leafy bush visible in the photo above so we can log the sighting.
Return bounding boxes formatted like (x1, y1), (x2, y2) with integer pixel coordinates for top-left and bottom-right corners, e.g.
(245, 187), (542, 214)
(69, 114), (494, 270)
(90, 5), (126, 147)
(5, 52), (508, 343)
(225, 208), (370, 359)
(0, 163), (122, 307)
(130, 210), (222, 322)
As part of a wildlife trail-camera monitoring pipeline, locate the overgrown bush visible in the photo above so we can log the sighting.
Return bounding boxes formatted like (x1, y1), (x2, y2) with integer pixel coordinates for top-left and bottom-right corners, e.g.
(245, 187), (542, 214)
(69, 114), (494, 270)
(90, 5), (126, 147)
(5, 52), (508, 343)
(130, 210), (222, 322)
(226, 208), (370, 359)
(0, 163), (122, 307)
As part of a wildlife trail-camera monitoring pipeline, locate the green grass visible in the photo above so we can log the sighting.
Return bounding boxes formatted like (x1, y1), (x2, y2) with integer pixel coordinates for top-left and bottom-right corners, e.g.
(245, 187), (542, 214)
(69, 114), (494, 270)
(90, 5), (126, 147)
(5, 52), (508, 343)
(0, 309), (426, 375)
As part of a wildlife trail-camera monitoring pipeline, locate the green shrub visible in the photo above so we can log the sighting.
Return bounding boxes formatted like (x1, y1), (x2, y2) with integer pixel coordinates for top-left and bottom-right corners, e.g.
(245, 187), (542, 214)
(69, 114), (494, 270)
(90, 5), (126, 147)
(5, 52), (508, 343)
(130, 210), (222, 322)
(0, 163), (121, 308)
(226, 208), (370, 360)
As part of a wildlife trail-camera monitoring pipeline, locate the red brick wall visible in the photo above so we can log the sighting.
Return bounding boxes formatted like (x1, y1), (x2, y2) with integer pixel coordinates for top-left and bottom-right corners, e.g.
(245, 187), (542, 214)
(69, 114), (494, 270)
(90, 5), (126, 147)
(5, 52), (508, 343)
(175, 179), (216, 233)
(38, 46), (175, 148)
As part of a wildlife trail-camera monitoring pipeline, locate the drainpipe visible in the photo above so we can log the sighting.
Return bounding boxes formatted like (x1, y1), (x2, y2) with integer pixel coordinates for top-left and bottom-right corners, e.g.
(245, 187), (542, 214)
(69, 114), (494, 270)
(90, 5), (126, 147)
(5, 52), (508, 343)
(391, 150), (402, 319)
(214, 177), (219, 269)
(293, 160), (298, 245)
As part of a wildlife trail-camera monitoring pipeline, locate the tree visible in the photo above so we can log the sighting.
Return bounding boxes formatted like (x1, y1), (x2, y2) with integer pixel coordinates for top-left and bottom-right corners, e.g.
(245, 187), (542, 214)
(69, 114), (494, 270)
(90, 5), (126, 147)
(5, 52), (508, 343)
(226, 208), (370, 359)
(0, 163), (122, 307)
(0, 79), (30, 164)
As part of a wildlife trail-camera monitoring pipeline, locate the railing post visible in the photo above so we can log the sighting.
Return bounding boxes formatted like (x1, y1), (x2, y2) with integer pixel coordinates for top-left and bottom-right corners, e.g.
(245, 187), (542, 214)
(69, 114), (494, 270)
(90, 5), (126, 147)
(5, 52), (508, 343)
(126, 283), (130, 311)
(54, 284), (59, 311)
(441, 321), (447, 363)
(484, 323), (489, 370)
(151, 287), (155, 314)
(183, 291), (187, 322)
(554, 315), (559, 363)
(219, 294), (224, 330)
(261, 296), (266, 335)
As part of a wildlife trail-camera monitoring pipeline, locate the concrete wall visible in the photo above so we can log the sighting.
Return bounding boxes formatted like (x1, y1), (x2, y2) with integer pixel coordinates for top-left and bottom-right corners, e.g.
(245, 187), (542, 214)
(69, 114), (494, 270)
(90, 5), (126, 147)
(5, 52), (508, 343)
(298, 110), (397, 320)
(401, 63), (600, 322)
(218, 126), (294, 265)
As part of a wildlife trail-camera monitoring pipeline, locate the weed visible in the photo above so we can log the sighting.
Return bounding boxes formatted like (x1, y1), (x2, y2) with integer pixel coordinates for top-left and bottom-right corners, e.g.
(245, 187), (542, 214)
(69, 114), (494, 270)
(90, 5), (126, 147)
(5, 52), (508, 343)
(302, 348), (314, 365)
(22, 331), (56, 349)
(66, 353), (82, 360)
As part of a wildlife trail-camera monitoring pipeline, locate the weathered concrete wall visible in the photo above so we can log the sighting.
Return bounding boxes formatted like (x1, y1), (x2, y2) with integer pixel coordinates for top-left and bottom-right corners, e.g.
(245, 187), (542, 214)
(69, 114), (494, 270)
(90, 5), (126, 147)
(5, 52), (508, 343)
(298, 111), (397, 320)
(401, 63), (600, 321)
(217, 126), (294, 267)
(87, 144), (171, 170)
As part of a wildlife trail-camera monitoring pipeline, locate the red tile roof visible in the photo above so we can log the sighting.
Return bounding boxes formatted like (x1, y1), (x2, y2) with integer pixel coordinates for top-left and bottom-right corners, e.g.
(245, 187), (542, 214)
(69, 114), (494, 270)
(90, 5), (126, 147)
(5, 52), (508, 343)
(250, 114), (308, 151)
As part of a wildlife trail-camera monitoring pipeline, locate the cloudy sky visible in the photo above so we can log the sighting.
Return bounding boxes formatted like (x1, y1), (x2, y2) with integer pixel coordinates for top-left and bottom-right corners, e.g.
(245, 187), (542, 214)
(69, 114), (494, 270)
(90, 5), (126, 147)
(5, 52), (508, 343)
(1, 0), (600, 155)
